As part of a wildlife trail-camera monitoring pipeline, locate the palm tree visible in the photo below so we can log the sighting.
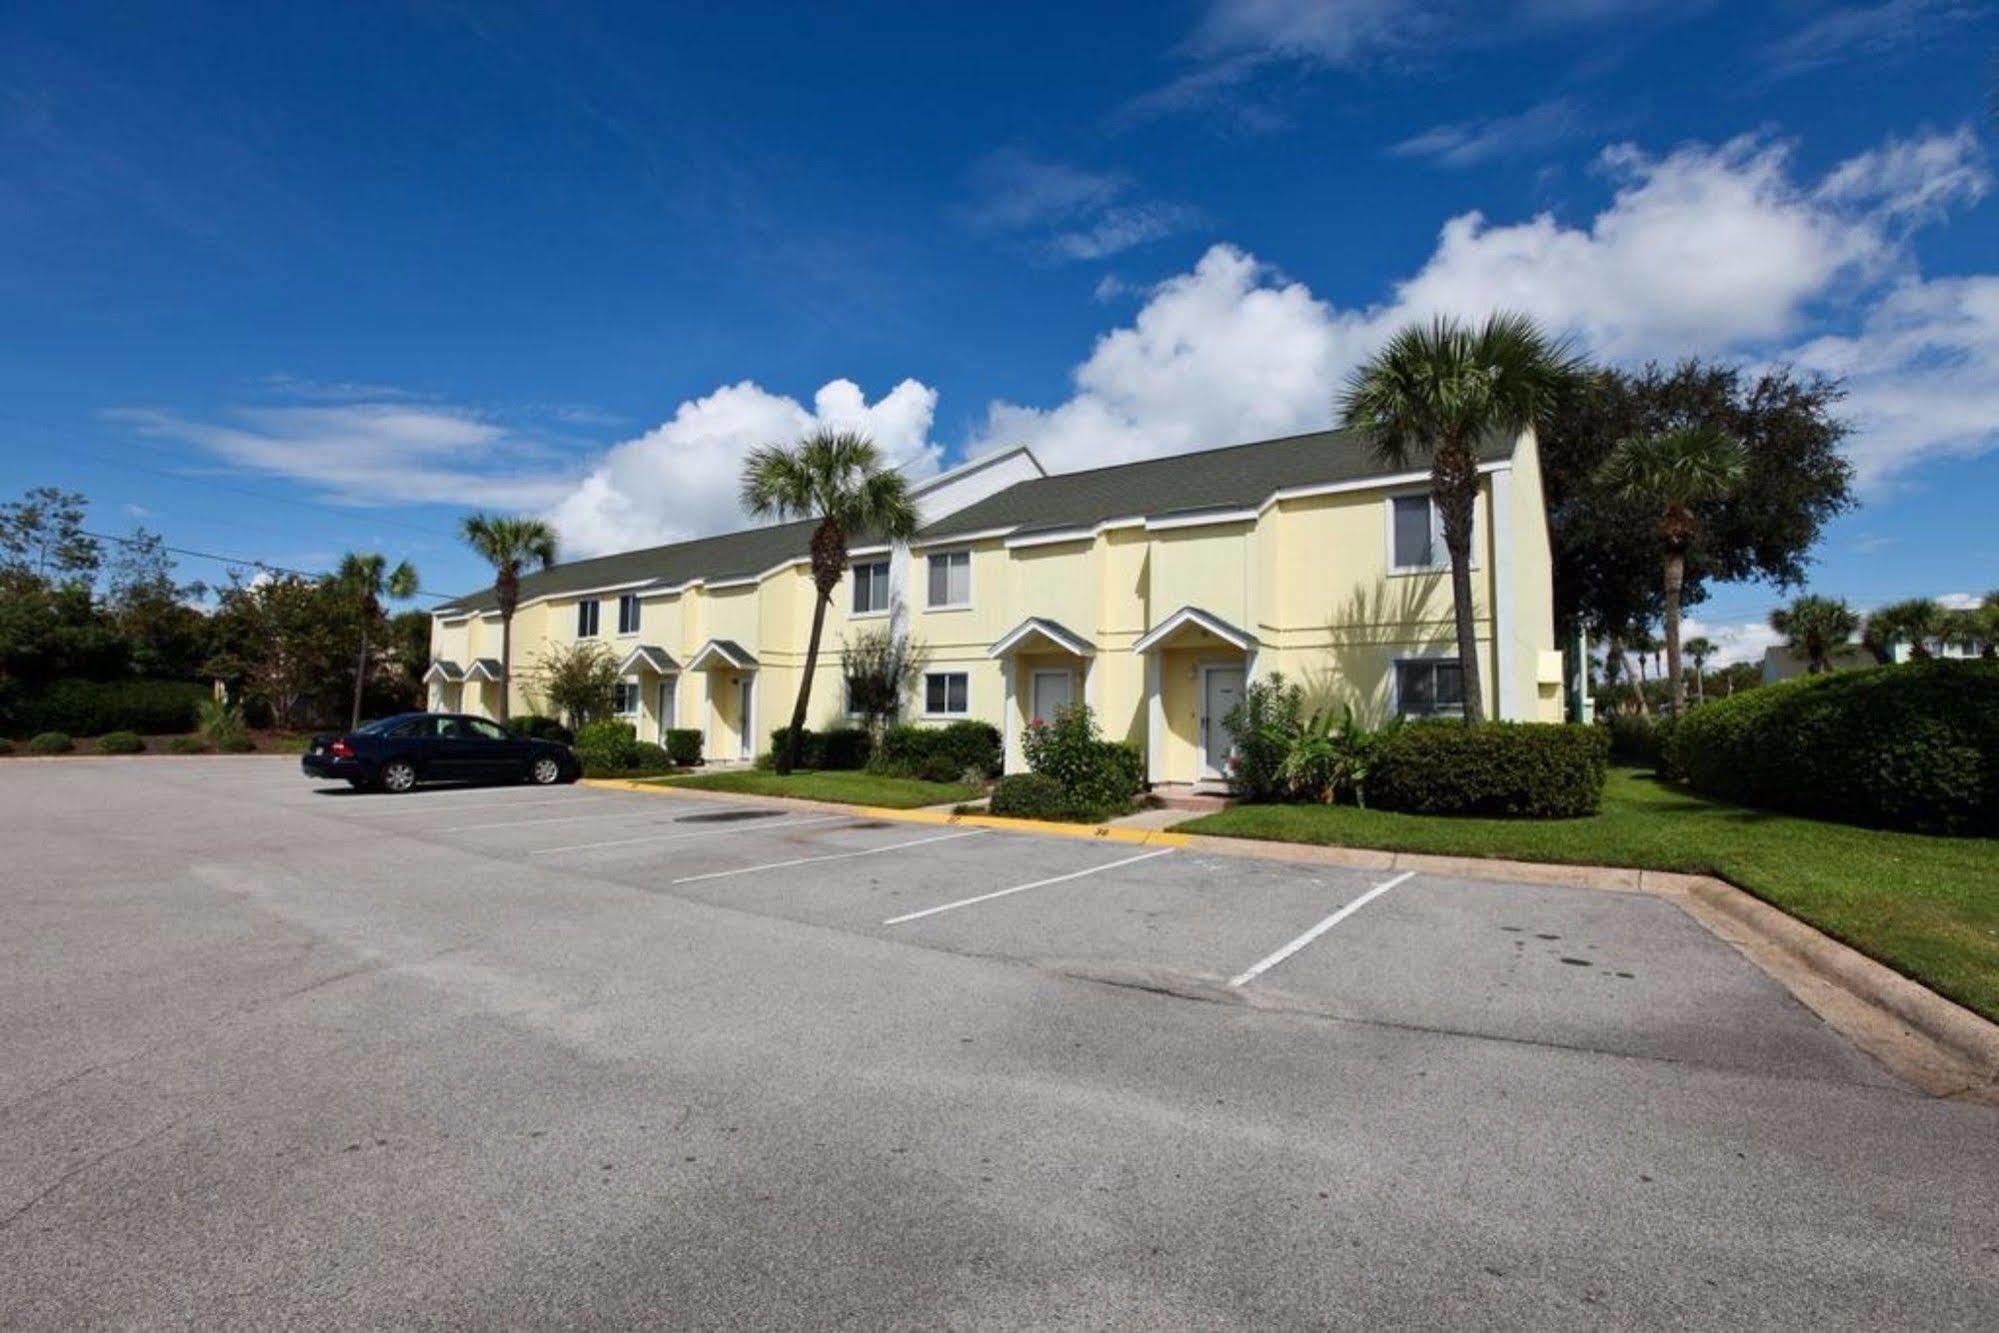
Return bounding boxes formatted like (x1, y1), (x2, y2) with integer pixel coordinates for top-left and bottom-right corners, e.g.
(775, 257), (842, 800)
(742, 430), (920, 774)
(1627, 624), (1657, 717)
(1596, 425), (1747, 715)
(459, 514), (559, 723)
(336, 552), (420, 730)
(1683, 635), (1714, 703)
(1341, 313), (1583, 722)
(1866, 597), (1947, 662)
(1769, 594), (1859, 674)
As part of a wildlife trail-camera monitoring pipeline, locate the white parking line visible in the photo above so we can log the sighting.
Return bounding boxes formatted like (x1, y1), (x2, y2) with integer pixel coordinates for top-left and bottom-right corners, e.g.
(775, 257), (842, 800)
(1227, 870), (1416, 988)
(671, 828), (985, 885)
(528, 813), (852, 856)
(883, 847), (1175, 925)
(442, 805), (759, 833)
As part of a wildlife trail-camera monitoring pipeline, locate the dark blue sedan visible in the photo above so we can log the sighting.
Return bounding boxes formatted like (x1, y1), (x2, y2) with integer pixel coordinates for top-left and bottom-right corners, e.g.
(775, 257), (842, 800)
(302, 712), (580, 793)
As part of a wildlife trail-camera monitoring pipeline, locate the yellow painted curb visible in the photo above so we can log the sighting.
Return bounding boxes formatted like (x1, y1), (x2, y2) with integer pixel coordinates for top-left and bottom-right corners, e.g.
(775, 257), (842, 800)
(577, 778), (1190, 847)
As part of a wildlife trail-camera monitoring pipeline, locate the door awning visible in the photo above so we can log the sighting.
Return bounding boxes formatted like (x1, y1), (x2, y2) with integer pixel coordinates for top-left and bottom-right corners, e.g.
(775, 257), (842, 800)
(1132, 606), (1256, 654)
(465, 658), (506, 682)
(422, 660), (463, 684)
(617, 645), (679, 675)
(987, 617), (1094, 659)
(685, 639), (758, 671)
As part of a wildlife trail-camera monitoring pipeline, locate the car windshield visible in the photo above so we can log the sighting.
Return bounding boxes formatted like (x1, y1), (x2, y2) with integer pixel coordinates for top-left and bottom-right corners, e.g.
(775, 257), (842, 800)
(354, 715), (421, 735)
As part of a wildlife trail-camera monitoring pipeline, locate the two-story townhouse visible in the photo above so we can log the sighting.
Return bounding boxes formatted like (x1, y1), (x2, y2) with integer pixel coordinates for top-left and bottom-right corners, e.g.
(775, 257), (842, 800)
(428, 426), (1565, 783)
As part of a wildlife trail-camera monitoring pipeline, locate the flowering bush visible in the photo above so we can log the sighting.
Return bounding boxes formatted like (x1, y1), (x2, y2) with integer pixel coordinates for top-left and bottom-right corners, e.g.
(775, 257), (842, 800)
(1019, 703), (1143, 820)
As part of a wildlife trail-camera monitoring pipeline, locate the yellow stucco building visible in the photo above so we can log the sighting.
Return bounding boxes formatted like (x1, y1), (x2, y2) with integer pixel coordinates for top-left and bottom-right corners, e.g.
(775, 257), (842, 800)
(428, 427), (1565, 784)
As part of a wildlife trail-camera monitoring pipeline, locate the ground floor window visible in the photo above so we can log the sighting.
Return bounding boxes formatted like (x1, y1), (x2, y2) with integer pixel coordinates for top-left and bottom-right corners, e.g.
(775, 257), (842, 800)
(924, 671), (969, 716)
(613, 681), (640, 717)
(1395, 659), (1465, 718)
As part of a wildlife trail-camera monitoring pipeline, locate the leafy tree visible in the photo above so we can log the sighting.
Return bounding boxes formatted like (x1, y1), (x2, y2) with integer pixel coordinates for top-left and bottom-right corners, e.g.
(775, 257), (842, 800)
(1710, 661), (1762, 697)
(384, 610), (434, 705)
(1542, 361), (1854, 656)
(1682, 635), (1716, 703)
(1596, 426), (1747, 715)
(204, 574), (361, 729)
(1770, 594), (1860, 674)
(527, 639), (621, 725)
(0, 487), (101, 583)
(1864, 597), (1948, 662)
(458, 514), (558, 723)
(1340, 313), (1583, 722)
(334, 552), (420, 729)
(742, 430), (920, 773)
(840, 624), (928, 740)
(102, 528), (209, 678)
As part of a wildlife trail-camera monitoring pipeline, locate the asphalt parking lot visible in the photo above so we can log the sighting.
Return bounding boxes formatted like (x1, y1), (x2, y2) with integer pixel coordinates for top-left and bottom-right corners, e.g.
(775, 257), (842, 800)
(4, 758), (1996, 1327)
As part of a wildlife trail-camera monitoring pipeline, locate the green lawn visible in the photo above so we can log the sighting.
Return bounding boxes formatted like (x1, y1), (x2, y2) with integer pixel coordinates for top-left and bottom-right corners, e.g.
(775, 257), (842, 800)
(1180, 767), (1999, 1023)
(648, 768), (983, 809)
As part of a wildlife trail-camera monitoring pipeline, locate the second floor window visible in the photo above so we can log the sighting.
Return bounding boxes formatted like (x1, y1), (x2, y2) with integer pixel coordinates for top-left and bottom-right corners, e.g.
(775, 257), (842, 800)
(927, 550), (971, 608)
(617, 593), (641, 635)
(851, 559), (890, 615)
(1391, 494), (1442, 571)
(576, 599), (600, 637)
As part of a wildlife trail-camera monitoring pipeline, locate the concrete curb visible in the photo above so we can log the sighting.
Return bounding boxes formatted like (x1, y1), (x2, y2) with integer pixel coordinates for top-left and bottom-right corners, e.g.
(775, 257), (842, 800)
(581, 776), (1997, 1103)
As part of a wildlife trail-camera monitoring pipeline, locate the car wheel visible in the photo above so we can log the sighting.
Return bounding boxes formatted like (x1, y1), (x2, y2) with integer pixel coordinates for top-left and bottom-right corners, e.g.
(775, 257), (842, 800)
(529, 755), (562, 786)
(378, 759), (419, 794)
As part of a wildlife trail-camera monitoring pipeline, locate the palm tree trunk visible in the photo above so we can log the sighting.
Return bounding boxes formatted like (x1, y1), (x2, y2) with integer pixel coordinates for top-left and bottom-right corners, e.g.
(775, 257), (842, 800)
(350, 625), (369, 731)
(1631, 651), (1651, 717)
(1438, 498), (1485, 723)
(498, 611), (514, 723)
(781, 588), (831, 774)
(1663, 551), (1686, 717)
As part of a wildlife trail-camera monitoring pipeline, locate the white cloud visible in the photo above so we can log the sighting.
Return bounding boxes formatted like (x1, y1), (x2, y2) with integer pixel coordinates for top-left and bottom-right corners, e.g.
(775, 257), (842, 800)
(1938, 591), (1983, 610)
(1763, 0), (1983, 78)
(961, 149), (1196, 262)
(547, 378), (942, 558)
(1679, 615), (1784, 667)
(972, 127), (1996, 492)
(1390, 97), (1584, 168)
(109, 402), (578, 511)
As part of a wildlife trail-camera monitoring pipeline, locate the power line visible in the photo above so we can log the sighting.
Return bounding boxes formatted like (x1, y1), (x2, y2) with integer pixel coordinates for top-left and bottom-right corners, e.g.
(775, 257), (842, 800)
(80, 528), (459, 603)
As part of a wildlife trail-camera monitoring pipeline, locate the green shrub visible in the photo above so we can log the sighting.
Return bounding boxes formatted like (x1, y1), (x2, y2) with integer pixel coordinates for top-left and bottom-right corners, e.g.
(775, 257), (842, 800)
(14, 678), (208, 738)
(574, 719), (639, 769)
(664, 729), (703, 766)
(216, 735), (257, 753)
(868, 721), (1000, 779)
(0, 737), (12, 756)
(767, 726), (872, 771)
(918, 752), (963, 783)
(630, 741), (672, 769)
(167, 735), (207, 754)
(1669, 660), (1999, 836)
(988, 772), (1071, 819)
(1220, 674), (1302, 801)
(1602, 712), (1674, 770)
(28, 731), (74, 755)
(1020, 704), (1144, 819)
(196, 697), (248, 749)
(1371, 722), (1608, 818)
(508, 714), (574, 744)
(1281, 705), (1392, 806)
(96, 731), (145, 754)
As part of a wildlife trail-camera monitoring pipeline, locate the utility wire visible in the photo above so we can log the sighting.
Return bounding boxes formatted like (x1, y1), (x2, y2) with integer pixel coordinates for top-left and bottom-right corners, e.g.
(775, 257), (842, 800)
(80, 528), (458, 603)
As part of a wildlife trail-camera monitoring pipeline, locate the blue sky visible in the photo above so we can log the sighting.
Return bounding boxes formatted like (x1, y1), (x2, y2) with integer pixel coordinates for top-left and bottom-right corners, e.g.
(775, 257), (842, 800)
(2, 0), (1995, 661)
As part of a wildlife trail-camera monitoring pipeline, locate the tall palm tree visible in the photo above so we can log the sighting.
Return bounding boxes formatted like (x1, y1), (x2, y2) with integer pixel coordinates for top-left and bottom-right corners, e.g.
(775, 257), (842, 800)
(742, 430), (920, 774)
(1866, 597), (1947, 662)
(336, 552), (420, 730)
(459, 514), (558, 723)
(1627, 624), (1658, 717)
(1683, 635), (1715, 704)
(1596, 425), (1747, 715)
(1769, 594), (1859, 674)
(1341, 313), (1583, 722)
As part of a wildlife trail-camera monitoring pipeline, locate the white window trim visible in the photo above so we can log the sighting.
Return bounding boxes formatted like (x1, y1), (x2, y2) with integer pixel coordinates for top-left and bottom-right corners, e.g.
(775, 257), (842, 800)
(924, 548), (974, 612)
(616, 593), (642, 637)
(1384, 488), (1482, 577)
(1390, 654), (1469, 720)
(576, 599), (601, 638)
(922, 670), (971, 718)
(613, 679), (642, 718)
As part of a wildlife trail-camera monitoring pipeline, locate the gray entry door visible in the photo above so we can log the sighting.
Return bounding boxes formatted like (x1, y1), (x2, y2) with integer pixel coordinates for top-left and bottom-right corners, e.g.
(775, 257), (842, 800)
(1031, 669), (1074, 724)
(1201, 667), (1244, 779)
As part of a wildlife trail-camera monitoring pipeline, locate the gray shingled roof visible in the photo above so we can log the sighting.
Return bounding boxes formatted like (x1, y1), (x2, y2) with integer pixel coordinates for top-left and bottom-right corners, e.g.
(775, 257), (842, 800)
(435, 429), (1514, 613)
(437, 517), (821, 615)
(919, 427), (1514, 539)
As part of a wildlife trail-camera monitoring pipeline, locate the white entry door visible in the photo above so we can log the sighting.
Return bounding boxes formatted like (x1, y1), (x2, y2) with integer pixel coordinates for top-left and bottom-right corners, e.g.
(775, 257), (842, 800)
(657, 676), (677, 743)
(1030, 669), (1074, 725)
(737, 677), (755, 760)
(1200, 666), (1244, 780)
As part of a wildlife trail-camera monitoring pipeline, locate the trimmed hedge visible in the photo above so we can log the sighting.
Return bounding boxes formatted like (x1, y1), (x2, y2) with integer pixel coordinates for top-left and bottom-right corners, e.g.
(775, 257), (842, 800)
(28, 731), (75, 755)
(1602, 712), (1674, 770)
(167, 735), (207, 754)
(11, 678), (208, 739)
(988, 773), (1071, 820)
(1669, 660), (1999, 836)
(664, 729), (703, 767)
(1371, 722), (1609, 818)
(508, 714), (574, 744)
(769, 726), (872, 771)
(96, 731), (145, 754)
(869, 721), (1002, 781)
